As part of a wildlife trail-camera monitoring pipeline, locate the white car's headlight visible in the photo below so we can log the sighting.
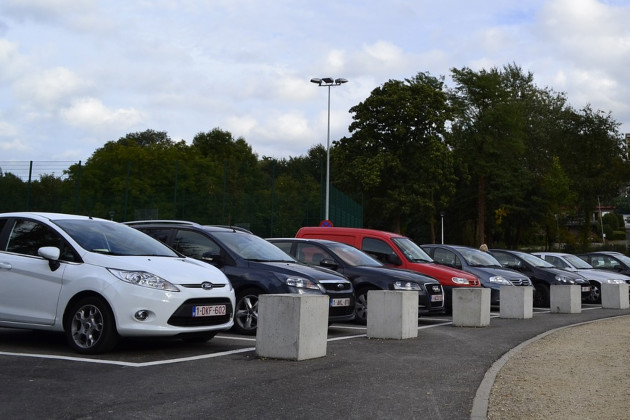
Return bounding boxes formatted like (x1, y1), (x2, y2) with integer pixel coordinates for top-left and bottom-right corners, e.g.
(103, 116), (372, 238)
(108, 268), (180, 291)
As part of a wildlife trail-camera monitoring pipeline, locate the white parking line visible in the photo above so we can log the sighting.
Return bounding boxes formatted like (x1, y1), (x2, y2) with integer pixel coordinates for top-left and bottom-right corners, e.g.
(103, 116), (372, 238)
(0, 347), (256, 367)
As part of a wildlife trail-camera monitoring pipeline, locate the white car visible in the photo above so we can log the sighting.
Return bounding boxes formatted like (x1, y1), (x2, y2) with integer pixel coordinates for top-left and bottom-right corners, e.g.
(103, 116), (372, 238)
(533, 251), (630, 303)
(0, 212), (235, 354)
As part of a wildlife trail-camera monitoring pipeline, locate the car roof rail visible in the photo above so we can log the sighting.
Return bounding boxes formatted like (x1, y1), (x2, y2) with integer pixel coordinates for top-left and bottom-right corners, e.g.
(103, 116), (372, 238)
(125, 220), (199, 227)
(205, 225), (253, 234)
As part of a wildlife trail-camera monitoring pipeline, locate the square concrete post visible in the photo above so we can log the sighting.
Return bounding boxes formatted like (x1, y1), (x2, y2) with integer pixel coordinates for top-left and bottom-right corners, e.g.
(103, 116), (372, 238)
(500, 286), (534, 319)
(601, 283), (630, 309)
(367, 290), (418, 339)
(550, 285), (581, 314)
(255, 294), (328, 361)
(452, 288), (491, 327)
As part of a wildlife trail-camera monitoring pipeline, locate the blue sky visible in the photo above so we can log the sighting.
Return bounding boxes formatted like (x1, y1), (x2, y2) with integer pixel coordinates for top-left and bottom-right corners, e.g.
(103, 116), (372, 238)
(1, 0), (629, 169)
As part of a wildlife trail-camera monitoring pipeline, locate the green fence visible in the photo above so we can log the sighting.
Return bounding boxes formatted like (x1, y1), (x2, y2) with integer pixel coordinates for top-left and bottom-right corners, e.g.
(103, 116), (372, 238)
(0, 160), (363, 238)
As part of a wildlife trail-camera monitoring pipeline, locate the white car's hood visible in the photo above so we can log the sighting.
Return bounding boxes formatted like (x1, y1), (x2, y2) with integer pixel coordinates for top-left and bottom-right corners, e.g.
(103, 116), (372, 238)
(81, 252), (230, 285)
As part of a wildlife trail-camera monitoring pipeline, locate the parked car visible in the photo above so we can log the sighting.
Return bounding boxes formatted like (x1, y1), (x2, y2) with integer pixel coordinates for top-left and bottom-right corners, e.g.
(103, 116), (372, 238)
(576, 251), (630, 276)
(422, 244), (532, 306)
(489, 249), (591, 307)
(127, 221), (355, 334)
(533, 252), (630, 304)
(267, 238), (445, 323)
(295, 227), (480, 312)
(0, 212), (236, 354)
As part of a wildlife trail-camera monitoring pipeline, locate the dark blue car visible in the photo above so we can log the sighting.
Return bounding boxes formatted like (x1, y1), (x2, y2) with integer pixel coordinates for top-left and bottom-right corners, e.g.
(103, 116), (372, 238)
(422, 244), (531, 306)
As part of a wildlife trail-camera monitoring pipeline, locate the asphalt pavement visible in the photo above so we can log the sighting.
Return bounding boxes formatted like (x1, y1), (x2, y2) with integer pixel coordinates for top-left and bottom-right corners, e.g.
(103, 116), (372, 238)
(1, 304), (628, 419)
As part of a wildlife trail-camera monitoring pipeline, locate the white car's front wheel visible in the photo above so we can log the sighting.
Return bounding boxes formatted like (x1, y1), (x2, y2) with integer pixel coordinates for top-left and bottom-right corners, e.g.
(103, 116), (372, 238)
(65, 296), (119, 354)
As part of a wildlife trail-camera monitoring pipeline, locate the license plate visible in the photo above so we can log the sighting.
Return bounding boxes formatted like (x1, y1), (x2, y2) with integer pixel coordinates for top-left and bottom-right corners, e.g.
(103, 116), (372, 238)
(431, 295), (443, 302)
(330, 298), (351, 307)
(582, 286), (590, 292)
(192, 304), (227, 317)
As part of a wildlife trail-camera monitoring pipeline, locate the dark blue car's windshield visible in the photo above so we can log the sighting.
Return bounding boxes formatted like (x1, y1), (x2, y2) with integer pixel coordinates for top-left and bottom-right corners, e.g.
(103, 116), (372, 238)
(212, 231), (295, 262)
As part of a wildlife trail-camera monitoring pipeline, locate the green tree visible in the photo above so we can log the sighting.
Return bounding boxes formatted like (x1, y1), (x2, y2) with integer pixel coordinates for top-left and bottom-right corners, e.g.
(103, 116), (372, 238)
(551, 106), (629, 247)
(334, 72), (455, 236)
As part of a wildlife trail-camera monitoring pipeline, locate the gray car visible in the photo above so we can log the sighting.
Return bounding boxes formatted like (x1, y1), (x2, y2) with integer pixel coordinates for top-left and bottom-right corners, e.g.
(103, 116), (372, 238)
(533, 252), (630, 303)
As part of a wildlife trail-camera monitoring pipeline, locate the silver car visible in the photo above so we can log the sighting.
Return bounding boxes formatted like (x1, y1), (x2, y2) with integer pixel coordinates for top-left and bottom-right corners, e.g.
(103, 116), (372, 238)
(533, 252), (630, 304)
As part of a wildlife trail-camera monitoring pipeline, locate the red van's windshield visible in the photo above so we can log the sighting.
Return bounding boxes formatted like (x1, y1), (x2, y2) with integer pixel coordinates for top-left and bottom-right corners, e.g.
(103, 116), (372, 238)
(391, 237), (433, 263)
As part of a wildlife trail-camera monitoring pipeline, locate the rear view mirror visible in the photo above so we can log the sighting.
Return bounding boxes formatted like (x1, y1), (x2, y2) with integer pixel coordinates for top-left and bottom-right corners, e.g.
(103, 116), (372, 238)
(319, 258), (339, 270)
(38, 246), (61, 271)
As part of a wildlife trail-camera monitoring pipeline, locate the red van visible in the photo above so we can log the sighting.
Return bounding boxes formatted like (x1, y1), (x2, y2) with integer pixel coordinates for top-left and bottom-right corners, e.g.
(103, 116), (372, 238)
(296, 227), (480, 311)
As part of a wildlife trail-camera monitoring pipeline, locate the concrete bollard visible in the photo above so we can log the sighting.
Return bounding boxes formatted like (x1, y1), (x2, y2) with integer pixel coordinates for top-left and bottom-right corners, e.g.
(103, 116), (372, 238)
(601, 283), (630, 309)
(255, 294), (328, 361)
(367, 290), (418, 339)
(550, 285), (581, 314)
(452, 288), (491, 327)
(500, 286), (534, 319)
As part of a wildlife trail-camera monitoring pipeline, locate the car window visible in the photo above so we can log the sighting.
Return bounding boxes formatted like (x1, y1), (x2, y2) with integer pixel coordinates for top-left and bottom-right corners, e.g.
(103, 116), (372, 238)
(5, 219), (79, 262)
(211, 231), (294, 262)
(140, 228), (172, 244)
(433, 248), (459, 268)
(492, 251), (521, 268)
(295, 243), (332, 265)
(544, 255), (566, 268)
(55, 219), (176, 257)
(328, 242), (382, 267)
(270, 241), (293, 255)
(362, 237), (398, 264)
(173, 229), (220, 260)
(391, 237), (433, 263)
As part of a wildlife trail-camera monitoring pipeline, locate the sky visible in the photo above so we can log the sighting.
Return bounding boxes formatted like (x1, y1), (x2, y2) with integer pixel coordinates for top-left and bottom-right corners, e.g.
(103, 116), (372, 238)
(1, 0), (630, 175)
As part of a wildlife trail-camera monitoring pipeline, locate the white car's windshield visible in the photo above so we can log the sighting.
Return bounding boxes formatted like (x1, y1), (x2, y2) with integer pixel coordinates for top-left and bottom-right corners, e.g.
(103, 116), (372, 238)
(55, 219), (178, 257)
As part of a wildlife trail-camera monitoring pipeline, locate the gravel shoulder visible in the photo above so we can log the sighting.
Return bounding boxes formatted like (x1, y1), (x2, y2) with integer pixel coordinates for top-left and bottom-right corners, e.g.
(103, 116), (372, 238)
(487, 315), (630, 420)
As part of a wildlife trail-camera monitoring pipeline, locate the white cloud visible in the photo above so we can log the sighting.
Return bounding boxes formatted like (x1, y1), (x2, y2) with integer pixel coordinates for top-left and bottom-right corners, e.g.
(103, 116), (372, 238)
(14, 67), (91, 108)
(1, 0), (630, 163)
(60, 97), (144, 132)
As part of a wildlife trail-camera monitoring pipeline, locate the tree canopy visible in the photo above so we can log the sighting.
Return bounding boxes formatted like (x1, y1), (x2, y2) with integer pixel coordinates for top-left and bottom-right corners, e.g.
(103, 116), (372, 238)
(2, 63), (629, 250)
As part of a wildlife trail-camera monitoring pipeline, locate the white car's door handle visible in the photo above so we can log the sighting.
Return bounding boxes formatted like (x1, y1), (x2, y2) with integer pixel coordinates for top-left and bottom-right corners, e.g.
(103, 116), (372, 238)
(0, 262), (12, 269)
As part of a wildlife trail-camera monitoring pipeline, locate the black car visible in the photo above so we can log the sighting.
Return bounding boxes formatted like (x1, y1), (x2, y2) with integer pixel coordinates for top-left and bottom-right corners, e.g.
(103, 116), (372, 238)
(126, 221), (355, 334)
(576, 251), (630, 276)
(489, 249), (590, 307)
(267, 238), (445, 323)
(422, 244), (532, 306)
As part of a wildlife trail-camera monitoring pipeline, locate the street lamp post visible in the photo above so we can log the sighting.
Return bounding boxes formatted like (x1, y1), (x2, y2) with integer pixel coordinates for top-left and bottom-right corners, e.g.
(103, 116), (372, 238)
(310, 77), (348, 222)
(440, 211), (445, 244)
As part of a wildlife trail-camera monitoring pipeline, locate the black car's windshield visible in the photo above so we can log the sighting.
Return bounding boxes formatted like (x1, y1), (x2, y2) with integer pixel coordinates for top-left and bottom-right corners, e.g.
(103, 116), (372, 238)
(55, 219), (178, 257)
(459, 247), (502, 268)
(212, 231), (295, 262)
(392, 237), (433, 263)
(328, 242), (382, 267)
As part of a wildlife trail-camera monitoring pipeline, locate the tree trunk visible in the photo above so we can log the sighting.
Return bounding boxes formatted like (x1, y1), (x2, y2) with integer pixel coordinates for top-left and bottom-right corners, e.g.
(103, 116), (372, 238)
(476, 174), (486, 245)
